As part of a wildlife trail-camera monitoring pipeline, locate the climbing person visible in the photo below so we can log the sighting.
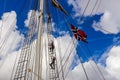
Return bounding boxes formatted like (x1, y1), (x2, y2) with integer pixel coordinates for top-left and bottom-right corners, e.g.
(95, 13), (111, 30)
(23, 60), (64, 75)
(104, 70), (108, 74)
(49, 41), (55, 52)
(50, 57), (56, 69)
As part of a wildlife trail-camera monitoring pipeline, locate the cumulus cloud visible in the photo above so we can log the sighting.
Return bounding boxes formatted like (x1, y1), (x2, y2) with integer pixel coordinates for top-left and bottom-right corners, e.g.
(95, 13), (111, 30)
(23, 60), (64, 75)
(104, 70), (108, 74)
(68, 0), (99, 16)
(23, 10), (120, 80)
(66, 46), (120, 80)
(0, 51), (20, 80)
(0, 8), (119, 80)
(0, 11), (24, 80)
(105, 46), (120, 80)
(24, 10), (39, 27)
(40, 33), (76, 80)
(67, 0), (120, 34)
(18, 10), (76, 80)
(65, 1), (120, 79)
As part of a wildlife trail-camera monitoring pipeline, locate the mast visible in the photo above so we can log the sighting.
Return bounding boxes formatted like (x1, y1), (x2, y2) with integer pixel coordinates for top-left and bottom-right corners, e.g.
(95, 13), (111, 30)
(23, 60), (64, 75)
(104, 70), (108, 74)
(47, 13), (60, 80)
(11, 0), (44, 80)
(34, 0), (44, 80)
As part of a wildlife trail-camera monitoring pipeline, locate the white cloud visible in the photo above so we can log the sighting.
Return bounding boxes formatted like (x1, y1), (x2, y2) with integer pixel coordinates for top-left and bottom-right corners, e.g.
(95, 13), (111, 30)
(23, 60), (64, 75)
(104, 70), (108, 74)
(106, 46), (120, 80)
(55, 34), (77, 76)
(66, 46), (120, 80)
(93, 11), (120, 34)
(23, 9), (120, 80)
(66, 1), (120, 79)
(24, 10), (39, 28)
(67, 0), (120, 34)
(0, 9), (119, 80)
(0, 11), (24, 80)
(22, 10), (77, 80)
(39, 33), (77, 80)
(0, 51), (20, 80)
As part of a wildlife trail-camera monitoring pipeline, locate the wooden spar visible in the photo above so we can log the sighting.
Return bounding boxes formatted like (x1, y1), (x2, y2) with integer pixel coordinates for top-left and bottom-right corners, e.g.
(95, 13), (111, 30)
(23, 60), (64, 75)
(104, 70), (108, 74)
(34, 0), (44, 80)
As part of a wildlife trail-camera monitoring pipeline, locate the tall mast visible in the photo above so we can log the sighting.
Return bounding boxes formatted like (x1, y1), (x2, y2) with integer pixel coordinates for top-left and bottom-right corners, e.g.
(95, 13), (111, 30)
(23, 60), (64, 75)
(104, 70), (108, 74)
(34, 0), (44, 80)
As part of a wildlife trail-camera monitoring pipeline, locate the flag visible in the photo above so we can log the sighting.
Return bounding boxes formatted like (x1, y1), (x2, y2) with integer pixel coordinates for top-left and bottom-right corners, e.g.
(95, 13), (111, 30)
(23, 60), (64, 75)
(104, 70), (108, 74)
(70, 24), (88, 43)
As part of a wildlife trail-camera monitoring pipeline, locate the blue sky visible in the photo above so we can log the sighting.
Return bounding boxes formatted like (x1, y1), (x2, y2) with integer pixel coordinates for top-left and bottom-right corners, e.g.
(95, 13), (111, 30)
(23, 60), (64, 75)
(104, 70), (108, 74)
(0, 0), (119, 62)
(46, 0), (120, 63)
(0, 0), (120, 80)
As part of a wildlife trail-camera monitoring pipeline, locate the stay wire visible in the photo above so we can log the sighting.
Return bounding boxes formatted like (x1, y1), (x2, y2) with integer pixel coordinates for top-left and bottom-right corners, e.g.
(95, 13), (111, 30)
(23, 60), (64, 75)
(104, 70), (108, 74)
(63, 39), (103, 79)
(48, 0), (104, 79)
(10, 37), (24, 80)
(54, 9), (63, 80)
(56, 7), (66, 80)
(78, 0), (91, 26)
(48, 0), (95, 79)
(64, 16), (90, 80)
(0, 34), (20, 69)
(59, 8), (100, 80)
(45, 0), (58, 79)
(57, 38), (76, 78)
(32, 5), (43, 80)
(0, 20), (16, 55)
(46, 0), (61, 79)
(43, 0), (49, 75)
(12, 0), (39, 78)
(61, 1), (115, 80)
(90, 0), (99, 16)
(85, 44), (106, 80)
(63, 40), (76, 78)
(63, 16), (107, 80)
(95, 0), (102, 13)
(78, 43), (104, 80)
(91, 0), (116, 35)
(0, 0), (33, 54)
(26, 14), (39, 80)
(31, 41), (37, 80)
(76, 0), (107, 77)
(56, 16), (76, 76)
(45, 34), (49, 80)
(65, 14), (105, 80)
(51, 0), (71, 79)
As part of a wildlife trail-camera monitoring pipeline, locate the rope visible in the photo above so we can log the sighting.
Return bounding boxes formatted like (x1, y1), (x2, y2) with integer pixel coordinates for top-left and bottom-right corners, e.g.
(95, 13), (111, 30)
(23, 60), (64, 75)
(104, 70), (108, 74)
(78, 0), (91, 26)
(25, 4), (39, 78)
(10, 38), (23, 80)
(27, 68), (42, 79)
(27, 41), (36, 80)
(78, 43), (103, 80)
(61, 16), (90, 80)
(90, 0), (99, 16)
(0, 34), (20, 69)
(12, 0), (39, 79)
(95, 0), (102, 13)
(49, 1), (65, 79)
(0, 19), (16, 56)
(56, 8), (65, 80)
(85, 44), (106, 80)
(45, 34), (49, 80)
(0, 0), (33, 56)
(77, 6), (109, 78)
(57, 39), (67, 80)
(89, 0), (116, 35)
(63, 16), (108, 80)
